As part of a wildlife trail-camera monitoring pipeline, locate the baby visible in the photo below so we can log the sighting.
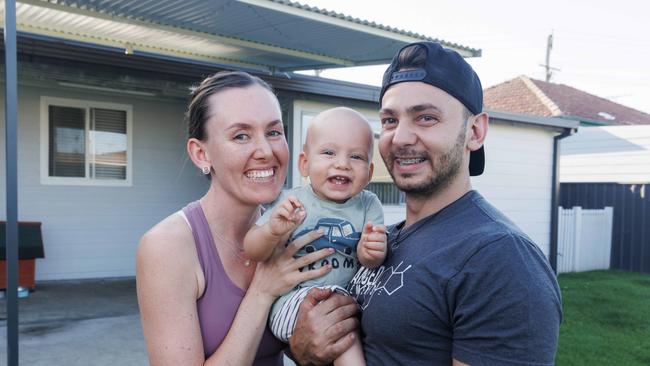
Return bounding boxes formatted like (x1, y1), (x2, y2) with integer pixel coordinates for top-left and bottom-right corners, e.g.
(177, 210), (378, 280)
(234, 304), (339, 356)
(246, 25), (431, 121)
(244, 107), (387, 365)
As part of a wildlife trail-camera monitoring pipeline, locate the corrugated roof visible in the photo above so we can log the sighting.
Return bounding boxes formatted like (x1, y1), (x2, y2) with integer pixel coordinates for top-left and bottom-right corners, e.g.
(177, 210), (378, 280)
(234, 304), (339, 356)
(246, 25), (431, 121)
(0, 0), (480, 73)
(484, 76), (650, 125)
(266, 0), (479, 56)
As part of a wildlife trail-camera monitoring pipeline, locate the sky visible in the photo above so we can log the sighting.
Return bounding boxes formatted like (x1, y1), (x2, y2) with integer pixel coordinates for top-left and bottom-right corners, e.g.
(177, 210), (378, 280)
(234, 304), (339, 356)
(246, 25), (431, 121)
(297, 0), (650, 114)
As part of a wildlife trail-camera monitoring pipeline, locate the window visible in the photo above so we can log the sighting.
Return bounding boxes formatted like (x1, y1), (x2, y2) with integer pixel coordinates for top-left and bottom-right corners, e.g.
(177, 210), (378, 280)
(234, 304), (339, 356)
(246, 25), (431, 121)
(41, 97), (132, 186)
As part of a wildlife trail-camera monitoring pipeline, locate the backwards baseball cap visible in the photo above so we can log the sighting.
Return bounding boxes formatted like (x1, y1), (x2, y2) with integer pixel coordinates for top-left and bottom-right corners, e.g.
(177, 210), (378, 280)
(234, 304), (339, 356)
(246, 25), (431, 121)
(380, 41), (485, 176)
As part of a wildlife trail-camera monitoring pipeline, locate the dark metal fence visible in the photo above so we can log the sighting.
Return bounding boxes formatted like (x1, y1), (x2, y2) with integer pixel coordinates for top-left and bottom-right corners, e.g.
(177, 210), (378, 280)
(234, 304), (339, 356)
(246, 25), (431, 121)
(560, 183), (650, 274)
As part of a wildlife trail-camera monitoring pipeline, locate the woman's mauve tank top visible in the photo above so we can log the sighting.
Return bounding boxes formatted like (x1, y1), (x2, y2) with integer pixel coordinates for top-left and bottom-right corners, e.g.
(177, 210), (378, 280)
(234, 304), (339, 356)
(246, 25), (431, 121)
(182, 201), (285, 365)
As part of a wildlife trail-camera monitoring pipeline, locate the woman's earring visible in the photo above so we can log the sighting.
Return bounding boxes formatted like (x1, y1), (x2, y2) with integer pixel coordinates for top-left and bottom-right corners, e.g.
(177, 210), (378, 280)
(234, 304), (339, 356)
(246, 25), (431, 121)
(202, 166), (211, 175)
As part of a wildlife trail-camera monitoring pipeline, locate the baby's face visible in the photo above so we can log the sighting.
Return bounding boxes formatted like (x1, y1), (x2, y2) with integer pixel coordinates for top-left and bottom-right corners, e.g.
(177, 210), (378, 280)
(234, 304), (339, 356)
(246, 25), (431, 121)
(300, 116), (374, 203)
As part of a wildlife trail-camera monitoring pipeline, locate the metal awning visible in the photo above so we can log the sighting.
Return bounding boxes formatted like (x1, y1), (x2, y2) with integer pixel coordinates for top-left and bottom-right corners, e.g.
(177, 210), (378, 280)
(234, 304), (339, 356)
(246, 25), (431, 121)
(2, 2), (481, 365)
(0, 0), (480, 73)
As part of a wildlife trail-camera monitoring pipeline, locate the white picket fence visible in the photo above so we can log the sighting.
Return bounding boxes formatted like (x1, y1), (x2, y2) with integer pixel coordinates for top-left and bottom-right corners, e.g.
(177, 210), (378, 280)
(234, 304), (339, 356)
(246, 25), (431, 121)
(557, 206), (614, 274)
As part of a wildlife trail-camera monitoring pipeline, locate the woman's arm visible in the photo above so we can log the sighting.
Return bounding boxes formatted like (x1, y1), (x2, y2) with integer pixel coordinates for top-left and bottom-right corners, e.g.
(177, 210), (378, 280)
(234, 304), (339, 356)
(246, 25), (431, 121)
(138, 216), (331, 366)
(210, 229), (332, 365)
(137, 217), (206, 366)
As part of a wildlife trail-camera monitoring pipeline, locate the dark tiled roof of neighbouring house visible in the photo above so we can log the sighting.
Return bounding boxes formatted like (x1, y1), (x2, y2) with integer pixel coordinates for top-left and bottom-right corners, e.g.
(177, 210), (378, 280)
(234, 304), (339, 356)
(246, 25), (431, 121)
(484, 76), (650, 125)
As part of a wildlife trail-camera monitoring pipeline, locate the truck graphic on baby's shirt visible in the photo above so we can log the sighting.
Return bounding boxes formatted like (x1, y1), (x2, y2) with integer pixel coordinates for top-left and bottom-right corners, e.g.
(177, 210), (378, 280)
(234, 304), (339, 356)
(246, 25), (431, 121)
(293, 218), (360, 257)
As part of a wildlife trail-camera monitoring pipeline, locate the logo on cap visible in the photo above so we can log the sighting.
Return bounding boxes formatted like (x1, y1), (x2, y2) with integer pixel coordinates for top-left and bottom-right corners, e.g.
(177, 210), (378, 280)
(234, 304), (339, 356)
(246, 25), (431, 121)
(388, 70), (427, 83)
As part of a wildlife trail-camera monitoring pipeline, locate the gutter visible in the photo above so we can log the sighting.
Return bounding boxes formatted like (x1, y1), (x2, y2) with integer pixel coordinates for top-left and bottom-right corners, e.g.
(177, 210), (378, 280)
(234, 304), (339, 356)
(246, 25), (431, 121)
(549, 128), (574, 274)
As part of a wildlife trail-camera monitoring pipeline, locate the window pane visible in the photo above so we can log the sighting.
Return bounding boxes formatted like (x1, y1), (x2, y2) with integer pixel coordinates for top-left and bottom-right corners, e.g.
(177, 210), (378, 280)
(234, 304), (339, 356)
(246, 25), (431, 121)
(49, 105), (86, 177)
(90, 108), (127, 180)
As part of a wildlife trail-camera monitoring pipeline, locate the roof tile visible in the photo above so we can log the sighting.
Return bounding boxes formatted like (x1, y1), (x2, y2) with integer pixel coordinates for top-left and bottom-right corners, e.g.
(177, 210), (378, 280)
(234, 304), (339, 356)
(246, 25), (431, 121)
(484, 77), (554, 116)
(484, 76), (650, 125)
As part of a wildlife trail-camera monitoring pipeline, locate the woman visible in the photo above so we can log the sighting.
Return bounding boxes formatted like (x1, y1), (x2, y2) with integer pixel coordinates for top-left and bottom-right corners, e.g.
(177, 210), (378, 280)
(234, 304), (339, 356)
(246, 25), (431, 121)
(136, 71), (333, 365)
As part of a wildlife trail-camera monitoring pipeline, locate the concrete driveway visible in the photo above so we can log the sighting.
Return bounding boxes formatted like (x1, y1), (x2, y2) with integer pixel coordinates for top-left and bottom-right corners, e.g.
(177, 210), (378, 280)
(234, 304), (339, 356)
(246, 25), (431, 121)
(0, 278), (147, 366)
(1, 278), (297, 366)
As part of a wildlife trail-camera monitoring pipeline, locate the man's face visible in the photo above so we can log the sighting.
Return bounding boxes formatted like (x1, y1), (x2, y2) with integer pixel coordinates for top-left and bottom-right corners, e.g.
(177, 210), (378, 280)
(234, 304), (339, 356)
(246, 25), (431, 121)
(379, 82), (469, 197)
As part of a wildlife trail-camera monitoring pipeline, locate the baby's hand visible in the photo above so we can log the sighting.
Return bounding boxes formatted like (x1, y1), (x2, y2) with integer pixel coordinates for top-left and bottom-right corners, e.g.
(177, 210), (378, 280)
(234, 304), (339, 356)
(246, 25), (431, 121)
(357, 222), (387, 269)
(269, 196), (305, 237)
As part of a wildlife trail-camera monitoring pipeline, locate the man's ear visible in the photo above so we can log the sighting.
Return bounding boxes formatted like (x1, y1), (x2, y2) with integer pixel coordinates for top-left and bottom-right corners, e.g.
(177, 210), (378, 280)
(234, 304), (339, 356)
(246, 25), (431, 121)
(187, 138), (211, 171)
(467, 112), (489, 152)
(298, 151), (309, 177)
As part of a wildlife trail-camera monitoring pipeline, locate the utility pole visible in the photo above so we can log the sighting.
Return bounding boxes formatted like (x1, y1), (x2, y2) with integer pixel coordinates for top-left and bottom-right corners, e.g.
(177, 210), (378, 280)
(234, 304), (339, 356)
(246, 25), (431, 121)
(545, 33), (553, 81)
(540, 32), (560, 82)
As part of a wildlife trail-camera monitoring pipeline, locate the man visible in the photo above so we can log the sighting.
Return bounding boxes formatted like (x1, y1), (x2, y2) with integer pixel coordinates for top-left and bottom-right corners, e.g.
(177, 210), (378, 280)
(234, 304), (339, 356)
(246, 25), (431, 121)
(289, 41), (562, 365)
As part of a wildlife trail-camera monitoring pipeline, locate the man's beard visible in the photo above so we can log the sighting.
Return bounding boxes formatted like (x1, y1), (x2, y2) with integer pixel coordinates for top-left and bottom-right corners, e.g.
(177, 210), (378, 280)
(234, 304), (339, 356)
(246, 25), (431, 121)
(383, 125), (466, 198)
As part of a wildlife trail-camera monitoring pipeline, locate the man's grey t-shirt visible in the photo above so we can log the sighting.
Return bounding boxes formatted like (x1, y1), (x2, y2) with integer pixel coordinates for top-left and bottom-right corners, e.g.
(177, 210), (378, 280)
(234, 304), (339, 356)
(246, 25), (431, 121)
(347, 191), (562, 366)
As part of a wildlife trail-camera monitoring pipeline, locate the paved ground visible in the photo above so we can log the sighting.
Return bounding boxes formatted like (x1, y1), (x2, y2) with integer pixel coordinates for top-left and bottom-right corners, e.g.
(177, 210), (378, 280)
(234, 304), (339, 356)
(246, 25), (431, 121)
(0, 278), (296, 366)
(0, 278), (147, 366)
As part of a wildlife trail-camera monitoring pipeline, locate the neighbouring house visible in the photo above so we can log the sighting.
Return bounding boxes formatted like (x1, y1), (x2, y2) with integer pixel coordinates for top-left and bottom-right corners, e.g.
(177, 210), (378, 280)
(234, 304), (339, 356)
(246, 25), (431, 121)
(559, 125), (650, 273)
(1, 0), (576, 281)
(484, 75), (650, 272)
(484, 75), (650, 126)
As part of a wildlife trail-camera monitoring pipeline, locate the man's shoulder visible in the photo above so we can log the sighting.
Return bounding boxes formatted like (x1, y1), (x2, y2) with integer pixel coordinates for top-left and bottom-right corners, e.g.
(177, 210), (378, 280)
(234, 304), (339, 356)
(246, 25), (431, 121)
(462, 191), (532, 242)
(450, 193), (555, 281)
(408, 191), (544, 271)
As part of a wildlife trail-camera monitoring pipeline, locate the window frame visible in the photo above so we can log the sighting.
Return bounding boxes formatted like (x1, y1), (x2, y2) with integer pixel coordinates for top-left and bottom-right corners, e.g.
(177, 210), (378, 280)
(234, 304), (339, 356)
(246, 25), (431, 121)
(40, 96), (133, 187)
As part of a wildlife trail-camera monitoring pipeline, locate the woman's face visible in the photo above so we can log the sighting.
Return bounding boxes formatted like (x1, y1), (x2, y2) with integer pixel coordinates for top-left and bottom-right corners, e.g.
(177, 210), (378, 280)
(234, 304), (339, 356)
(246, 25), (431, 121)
(203, 84), (289, 206)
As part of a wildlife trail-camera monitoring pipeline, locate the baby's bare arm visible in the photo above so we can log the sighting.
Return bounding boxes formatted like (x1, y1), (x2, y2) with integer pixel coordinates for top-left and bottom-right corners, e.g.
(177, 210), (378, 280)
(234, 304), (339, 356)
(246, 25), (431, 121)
(357, 222), (387, 269)
(243, 224), (283, 261)
(243, 196), (305, 261)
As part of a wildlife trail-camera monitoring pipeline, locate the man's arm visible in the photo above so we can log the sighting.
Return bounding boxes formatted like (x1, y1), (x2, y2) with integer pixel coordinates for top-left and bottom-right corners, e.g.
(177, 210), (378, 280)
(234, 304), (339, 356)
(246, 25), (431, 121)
(449, 234), (562, 365)
(288, 288), (359, 365)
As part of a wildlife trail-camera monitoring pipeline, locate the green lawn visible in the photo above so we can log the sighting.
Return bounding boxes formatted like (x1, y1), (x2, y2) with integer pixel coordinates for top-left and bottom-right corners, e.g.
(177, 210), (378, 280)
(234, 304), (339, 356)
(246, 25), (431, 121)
(556, 270), (650, 365)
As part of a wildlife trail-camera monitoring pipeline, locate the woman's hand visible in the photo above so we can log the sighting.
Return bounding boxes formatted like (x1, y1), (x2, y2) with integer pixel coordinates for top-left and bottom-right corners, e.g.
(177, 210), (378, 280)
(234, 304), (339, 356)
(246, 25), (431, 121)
(249, 229), (333, 302)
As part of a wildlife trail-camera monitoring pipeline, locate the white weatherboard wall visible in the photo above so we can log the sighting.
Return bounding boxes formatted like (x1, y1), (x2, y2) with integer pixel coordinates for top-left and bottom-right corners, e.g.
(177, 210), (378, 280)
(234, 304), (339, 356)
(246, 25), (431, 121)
(0, 86), (208, 280)
(560, 125), (650, 183)
(0, 89), (559, 279)
(472, 122), (556, 256)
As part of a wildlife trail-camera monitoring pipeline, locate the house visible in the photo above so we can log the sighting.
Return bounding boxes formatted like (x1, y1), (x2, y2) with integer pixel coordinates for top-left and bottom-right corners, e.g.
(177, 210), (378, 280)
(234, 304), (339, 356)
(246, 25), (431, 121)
(484, 76), (650, 272)
(1, 0), (575, 281)
(559, 125), (650, 273)
(484, 75), (650, 126)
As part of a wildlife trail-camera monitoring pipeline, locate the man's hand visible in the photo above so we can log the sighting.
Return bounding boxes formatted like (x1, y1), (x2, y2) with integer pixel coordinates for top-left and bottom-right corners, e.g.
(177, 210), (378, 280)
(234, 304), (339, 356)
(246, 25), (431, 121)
(269, 196), (305, 237)
(357, 222), (387, 269)
(289, 288), (359, 365)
